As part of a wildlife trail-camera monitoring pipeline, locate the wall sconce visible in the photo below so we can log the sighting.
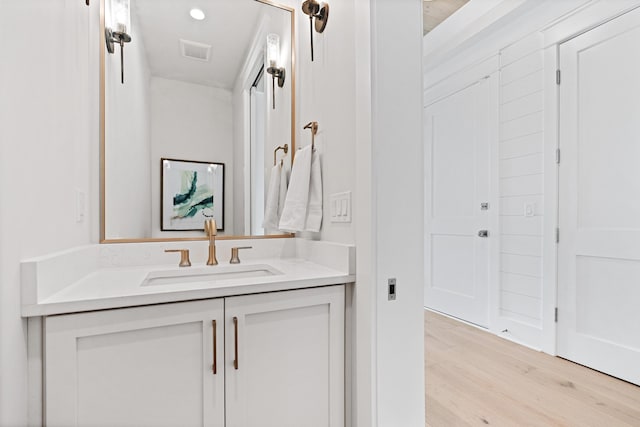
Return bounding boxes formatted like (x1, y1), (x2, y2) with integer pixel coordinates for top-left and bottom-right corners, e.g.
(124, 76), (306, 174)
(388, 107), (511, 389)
(105, 0), (132, 84)
(266, 33), (285, 110)
(301, 0), (329, 61)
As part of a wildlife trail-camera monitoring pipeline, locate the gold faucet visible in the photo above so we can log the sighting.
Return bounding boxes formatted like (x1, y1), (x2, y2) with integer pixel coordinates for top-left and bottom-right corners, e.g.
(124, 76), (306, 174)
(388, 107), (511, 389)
(204, 219), (218, 266)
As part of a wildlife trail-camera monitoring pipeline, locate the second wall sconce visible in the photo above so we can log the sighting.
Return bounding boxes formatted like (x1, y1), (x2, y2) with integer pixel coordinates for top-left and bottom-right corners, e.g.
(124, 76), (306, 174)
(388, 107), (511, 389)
(302, 0), (329, 61)
(266, 33), (286, 110)
(105, 0), (132, 84)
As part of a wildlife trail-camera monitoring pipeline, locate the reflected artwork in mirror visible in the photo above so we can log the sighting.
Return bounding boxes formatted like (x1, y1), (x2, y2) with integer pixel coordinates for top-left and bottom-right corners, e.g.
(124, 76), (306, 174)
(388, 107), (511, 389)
(100, 0), (295, 242)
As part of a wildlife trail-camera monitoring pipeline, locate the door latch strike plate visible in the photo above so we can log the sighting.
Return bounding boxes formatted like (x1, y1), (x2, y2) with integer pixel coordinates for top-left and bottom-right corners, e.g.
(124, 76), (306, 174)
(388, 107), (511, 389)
(388, 278), (396, 301)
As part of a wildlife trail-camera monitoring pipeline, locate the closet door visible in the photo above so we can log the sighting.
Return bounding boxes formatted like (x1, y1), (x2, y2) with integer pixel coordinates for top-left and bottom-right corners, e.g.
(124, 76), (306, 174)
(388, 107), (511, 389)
(424, 76), (495, 327)
(557, 7), (640, 385)
(45, 299), (225, 427)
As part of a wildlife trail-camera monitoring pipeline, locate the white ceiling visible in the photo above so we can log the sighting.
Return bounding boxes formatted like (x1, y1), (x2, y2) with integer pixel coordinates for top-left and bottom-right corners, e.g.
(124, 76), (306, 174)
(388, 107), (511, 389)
(423, 0), (470, 35)
(133, 0), (281, 89)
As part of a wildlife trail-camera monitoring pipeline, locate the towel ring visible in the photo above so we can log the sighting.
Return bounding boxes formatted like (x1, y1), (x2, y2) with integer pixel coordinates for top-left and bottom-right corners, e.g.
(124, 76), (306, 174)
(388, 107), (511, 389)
(273, 144), (289, 166)
(303, 121), (318, 150)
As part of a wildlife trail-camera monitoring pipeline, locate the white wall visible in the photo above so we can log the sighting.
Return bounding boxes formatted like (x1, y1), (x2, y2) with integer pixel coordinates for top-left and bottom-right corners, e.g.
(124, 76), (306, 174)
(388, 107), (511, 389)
(498, 33), (546, 333)
(292, 0), (357, 244)
(149, 77), (234, 237)
(105, 7), (152, 239)
(367, 1), (425, 424)
(423, 0), (640, 352)
(0, 0), (96, 424)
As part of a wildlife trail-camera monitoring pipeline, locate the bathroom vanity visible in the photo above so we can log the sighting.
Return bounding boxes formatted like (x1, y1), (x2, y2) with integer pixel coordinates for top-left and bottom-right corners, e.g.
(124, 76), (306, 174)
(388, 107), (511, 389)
(22, 239), (355, 427)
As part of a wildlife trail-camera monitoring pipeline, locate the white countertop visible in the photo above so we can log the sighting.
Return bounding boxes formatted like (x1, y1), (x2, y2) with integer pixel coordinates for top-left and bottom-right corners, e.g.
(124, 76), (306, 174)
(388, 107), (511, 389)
(21, 239), (356, 317)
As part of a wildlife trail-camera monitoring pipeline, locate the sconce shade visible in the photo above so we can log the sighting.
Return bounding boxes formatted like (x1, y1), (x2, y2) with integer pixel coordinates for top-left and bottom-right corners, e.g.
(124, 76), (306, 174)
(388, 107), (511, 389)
(267, 33), (280, 68)
(266, 33), (285, 109)
(105, 0), (132, 84)
(107, 0), (131, 34)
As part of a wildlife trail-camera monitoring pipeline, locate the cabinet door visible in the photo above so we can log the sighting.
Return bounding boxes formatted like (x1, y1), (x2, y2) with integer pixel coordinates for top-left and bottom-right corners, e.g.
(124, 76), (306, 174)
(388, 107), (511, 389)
(45, 299), (225, 427)
(225, 285), (345, 427)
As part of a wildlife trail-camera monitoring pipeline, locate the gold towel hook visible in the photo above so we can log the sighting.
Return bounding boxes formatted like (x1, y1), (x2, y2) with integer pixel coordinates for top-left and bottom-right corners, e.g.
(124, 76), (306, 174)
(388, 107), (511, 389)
(303, 121), (318, 150)
(273, 144), (289, 166)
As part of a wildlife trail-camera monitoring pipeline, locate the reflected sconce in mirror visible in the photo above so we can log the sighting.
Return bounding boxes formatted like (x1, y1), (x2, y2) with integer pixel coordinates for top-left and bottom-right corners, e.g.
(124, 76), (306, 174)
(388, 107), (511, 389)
(266, 34), (285, 110)
(301, 0), (329, 61)
(105, 0), (132, 84)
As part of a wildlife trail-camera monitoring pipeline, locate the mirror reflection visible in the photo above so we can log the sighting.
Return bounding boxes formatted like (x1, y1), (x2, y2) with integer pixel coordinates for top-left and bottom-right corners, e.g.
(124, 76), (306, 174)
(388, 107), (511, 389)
(102, 0), (294, 241)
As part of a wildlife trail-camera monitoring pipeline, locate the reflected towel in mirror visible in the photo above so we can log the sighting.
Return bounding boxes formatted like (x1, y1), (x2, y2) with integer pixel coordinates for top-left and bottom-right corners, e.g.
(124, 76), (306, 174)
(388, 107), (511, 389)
(263, 163), (289, 231)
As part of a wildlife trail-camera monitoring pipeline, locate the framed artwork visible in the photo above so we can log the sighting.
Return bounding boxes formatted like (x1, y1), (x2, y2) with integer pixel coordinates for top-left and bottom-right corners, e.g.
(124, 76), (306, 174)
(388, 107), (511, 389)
(161, 158), (224, 231)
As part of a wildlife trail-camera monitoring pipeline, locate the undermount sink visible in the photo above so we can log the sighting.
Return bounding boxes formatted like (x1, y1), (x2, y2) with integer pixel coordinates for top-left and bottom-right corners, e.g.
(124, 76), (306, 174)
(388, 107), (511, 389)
(141, 264), (283, 287)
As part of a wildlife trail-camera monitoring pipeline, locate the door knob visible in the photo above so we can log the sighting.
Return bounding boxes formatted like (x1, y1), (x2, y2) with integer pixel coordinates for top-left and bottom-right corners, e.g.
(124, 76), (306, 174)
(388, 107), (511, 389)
(478, 230), (489, 238)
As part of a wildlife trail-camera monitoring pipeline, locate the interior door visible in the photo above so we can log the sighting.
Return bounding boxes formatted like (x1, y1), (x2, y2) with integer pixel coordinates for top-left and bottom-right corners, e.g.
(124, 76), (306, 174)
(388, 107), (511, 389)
(557, 7), (640, 385)
(424, 77), (493, 328)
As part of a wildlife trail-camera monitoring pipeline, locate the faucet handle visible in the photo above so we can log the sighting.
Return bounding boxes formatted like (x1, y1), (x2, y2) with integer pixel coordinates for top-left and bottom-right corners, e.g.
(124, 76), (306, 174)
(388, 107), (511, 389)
(230, 246), (252, 264)
(165, 249), (191, 267)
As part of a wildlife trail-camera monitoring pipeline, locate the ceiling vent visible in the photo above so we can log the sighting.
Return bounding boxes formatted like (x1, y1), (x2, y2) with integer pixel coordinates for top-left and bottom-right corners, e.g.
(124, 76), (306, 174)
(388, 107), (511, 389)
(180, 39), (211, 62)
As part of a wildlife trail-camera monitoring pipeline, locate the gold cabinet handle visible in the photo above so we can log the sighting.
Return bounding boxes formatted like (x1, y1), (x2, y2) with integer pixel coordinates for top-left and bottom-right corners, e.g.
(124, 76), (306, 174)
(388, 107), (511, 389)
(212, 320), (217, 375)
(233, 316), (239, 370)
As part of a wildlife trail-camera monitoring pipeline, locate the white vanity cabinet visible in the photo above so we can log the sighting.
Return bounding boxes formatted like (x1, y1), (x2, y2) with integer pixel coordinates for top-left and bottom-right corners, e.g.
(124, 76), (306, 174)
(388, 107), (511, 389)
(44, 285), (345, 427)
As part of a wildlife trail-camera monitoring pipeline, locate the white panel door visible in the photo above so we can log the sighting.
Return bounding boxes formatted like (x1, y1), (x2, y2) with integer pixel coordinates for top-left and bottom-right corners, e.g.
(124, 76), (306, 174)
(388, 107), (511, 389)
(45, 300), (225, 427)
(558, 7), (640, 385)
(424, 77), (493, 327)
(225, 286), (344, 427)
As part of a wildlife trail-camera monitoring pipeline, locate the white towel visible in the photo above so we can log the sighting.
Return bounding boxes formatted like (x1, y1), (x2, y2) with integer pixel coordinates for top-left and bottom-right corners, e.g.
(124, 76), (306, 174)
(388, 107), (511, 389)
(305, 149), (322, 232)
(278, 166), (289, 218)
(279, 145), (314, 232)
(262, 164), (283, 230)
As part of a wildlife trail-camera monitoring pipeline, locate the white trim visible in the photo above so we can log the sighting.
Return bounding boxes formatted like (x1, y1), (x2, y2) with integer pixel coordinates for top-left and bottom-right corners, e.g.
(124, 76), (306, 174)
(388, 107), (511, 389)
(488, 71), (501, 336)
(541, 45), (559, 355)
(542, 0), (640, 46)
(234, 15), (268, 93)
(423, 0), (533, 71)
(424, 55), (499, 107)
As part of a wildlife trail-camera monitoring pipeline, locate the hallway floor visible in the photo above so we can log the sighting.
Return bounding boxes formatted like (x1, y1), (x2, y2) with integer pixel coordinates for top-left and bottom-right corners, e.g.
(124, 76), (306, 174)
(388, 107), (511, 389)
(424, 310), (640, 426)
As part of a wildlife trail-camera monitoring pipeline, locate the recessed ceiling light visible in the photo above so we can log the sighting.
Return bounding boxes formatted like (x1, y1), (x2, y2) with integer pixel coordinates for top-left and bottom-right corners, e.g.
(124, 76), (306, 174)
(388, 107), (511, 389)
(190, 8), (205, 21)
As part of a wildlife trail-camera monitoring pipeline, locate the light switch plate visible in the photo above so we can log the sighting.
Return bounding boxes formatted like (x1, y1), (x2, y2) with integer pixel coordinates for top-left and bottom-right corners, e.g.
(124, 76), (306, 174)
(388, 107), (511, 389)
(330, 191), (351, 223)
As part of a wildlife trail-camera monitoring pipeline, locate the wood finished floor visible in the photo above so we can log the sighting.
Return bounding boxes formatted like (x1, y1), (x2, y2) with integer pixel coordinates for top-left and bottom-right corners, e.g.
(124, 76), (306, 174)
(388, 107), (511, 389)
(425, 310), (640, 427)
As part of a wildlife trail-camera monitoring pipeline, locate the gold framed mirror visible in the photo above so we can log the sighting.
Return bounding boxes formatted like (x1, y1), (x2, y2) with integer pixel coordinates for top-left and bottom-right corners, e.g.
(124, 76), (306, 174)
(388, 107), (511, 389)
(100, 0), (295, 243)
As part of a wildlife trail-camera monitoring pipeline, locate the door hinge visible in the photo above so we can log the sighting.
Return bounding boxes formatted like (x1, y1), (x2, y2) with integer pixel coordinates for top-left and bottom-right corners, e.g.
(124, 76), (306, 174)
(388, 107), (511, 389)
(556, 148), (561, 164)
(555, 227), (560, 244)
(555, 307), (558, 323)
(556, 69), (561, 85)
